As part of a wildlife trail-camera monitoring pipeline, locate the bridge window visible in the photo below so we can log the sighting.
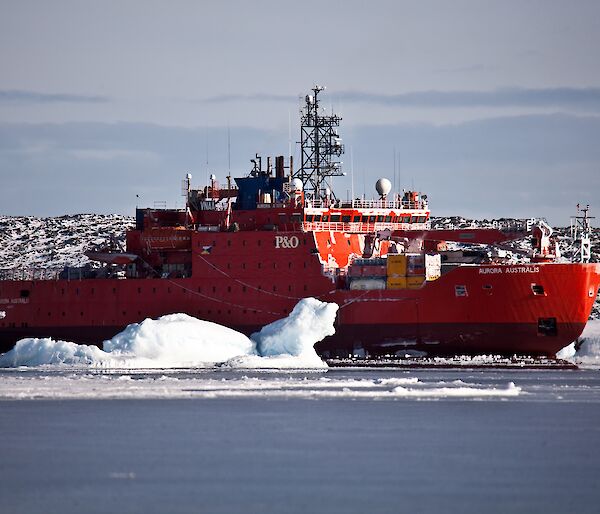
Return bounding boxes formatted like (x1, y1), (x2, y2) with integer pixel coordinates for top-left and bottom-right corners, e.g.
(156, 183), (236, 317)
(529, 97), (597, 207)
(369, 216), (376, 223)
(353, 215), (360, 222)
(314, 215), (322, 222)
(342, 215), (351, 222)
(384, 216), (392, 222)
(330, 214), (341, 222)
(322, 215), (329, 222)
(376, 215), (384, 222)
(401, 216), (411, 223)
(306, 215), (314, 222)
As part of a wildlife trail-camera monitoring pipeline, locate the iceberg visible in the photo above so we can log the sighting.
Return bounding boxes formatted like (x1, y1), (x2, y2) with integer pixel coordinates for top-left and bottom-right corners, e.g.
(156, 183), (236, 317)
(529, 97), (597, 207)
(0, 298), (337, 369)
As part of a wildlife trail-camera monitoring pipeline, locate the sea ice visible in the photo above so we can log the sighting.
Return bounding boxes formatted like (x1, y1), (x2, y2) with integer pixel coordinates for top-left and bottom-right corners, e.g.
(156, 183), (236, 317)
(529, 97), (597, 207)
(0, 298), (336, 369)
(0, 338), (106, 367)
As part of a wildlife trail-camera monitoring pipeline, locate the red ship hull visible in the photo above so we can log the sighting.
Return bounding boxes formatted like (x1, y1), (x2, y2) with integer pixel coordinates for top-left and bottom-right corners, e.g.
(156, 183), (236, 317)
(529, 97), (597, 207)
(1, 229), (598, 357)
(3, 87), (597, 360)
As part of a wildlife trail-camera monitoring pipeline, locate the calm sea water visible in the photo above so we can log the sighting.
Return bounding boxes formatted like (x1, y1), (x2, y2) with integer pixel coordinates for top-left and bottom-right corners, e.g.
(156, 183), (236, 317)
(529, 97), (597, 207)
(1, 368), (600, 514)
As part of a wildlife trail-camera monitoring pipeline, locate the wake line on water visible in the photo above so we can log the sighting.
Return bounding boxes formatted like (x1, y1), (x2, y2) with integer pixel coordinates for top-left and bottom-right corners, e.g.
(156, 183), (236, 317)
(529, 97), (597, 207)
(0, 298), (338, 369)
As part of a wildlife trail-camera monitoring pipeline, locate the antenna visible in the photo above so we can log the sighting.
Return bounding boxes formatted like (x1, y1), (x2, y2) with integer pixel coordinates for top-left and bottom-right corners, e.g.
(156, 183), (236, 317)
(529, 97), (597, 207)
(227, 124), (231, 174)
(293, 85), (344, 201)
(205, 127), (209, 188)
(350, 146), (355, 202)
(288, 109), (292, 159)
(397, 150), (401, 192)
(393, 146), (396, 193)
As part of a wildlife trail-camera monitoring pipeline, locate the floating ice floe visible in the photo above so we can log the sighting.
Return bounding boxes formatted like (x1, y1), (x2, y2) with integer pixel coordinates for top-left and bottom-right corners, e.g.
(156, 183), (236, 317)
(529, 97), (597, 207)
(0, 298), (338, 369)
(0, 373), (522, 401)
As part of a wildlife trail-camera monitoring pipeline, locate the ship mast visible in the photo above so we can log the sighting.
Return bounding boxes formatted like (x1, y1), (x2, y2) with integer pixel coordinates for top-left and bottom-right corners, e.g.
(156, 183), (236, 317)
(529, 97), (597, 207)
(295, 86), (344, 203)
(571, 204), (595, 263)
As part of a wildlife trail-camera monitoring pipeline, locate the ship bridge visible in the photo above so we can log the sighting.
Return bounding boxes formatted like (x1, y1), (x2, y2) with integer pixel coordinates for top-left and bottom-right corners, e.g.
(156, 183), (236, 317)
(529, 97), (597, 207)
(302, 196), (430, 233)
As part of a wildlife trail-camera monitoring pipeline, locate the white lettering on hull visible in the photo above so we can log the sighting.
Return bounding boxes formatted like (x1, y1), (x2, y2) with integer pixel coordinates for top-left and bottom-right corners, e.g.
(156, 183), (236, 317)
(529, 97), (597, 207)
(275, 236), (299, 249)
(479, 266), (540, 275)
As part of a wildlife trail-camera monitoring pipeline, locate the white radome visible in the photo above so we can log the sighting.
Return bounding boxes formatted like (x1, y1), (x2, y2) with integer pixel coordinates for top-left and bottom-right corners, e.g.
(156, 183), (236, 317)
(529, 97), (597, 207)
(290, 178), (303, 192)
(376, 178), (392, 196)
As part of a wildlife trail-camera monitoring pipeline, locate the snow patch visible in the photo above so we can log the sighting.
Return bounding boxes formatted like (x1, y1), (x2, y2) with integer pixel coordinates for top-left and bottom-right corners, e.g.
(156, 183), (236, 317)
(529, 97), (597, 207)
(0, 298), (336, 369)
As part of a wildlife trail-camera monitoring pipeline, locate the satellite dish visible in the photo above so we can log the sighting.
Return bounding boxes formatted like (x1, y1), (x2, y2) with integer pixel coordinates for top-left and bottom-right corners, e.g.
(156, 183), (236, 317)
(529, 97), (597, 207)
(375, 178), (392, 197)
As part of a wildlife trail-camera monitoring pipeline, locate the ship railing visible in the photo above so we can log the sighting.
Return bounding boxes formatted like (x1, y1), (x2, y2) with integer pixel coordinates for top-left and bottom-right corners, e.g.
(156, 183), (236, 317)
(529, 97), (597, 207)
(307, 199), (428, 211)
(0, 268), (62, 281)
(302, 221), (431, 233)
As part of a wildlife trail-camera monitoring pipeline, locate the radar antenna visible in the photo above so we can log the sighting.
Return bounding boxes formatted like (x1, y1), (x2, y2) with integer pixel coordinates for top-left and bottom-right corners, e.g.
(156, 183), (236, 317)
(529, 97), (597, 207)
(295, 86), (344, 202)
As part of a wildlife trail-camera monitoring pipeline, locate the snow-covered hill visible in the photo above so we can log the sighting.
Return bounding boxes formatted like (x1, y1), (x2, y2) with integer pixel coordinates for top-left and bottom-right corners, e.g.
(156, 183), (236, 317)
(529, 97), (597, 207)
(1, 214), (598, 318)
(0, 214), (133, 272)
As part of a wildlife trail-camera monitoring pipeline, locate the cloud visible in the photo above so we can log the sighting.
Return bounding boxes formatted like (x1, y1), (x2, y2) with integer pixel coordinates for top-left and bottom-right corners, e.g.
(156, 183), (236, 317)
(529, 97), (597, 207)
(201, 87), (600, 111)
(0, 90), (109, 104)
(338, 87), (600, 110)
(201, 93), (295, 104)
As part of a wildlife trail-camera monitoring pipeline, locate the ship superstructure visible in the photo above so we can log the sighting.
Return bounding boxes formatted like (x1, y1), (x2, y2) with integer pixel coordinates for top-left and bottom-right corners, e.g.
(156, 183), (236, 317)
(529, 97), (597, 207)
(1, 88), (599, 358)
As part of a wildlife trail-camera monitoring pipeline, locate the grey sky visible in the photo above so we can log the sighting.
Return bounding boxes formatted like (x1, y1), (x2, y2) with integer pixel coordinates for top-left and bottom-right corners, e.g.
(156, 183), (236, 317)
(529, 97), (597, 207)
(1, 0), (599, 224)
